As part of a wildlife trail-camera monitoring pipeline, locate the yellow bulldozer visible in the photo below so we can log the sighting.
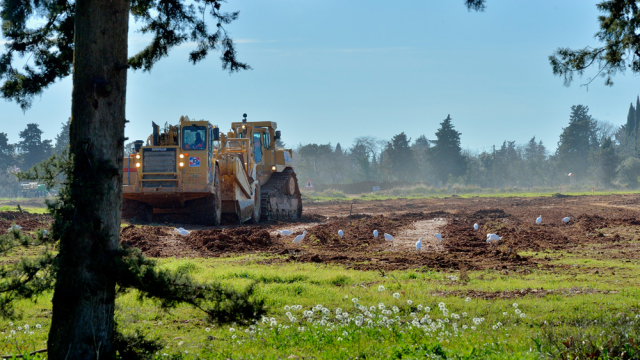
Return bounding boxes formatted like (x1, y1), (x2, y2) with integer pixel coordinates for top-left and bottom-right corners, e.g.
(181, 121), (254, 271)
(122, 114), (302, 224)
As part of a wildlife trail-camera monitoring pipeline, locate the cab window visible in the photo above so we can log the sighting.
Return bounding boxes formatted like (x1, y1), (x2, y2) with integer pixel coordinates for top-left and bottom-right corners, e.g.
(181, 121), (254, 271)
(263, 132), (271, 149)
(182, 126), (207, 150)
(253, 132), (263, 162)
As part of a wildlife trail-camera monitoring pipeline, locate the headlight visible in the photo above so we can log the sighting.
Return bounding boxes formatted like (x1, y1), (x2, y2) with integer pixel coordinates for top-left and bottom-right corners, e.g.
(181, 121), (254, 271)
(179, 162), (184, 167)
(180, 154), (184, 159)
(271, 165), (277, 171)
(135, 163), (140, 168)
(136, 154), (140, 159)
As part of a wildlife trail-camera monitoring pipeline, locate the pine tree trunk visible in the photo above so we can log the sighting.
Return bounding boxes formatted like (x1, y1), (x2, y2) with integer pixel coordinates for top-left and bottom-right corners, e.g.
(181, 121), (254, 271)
(47, 0), (129, 358)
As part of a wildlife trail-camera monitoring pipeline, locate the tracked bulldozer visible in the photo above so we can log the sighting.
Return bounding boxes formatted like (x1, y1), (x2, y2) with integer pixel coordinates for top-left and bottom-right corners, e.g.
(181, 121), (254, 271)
(121, 115), (301, 224)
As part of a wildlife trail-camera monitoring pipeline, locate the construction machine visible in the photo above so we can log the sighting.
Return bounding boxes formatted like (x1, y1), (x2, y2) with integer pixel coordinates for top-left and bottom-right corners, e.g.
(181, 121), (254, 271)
(122, 117), (222, 224)
(220, 113), (302, 222)
(121, 115), (301, 224)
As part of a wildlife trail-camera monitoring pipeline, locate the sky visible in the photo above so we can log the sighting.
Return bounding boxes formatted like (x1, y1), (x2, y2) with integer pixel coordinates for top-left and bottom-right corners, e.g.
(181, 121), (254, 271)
(2, 0), (640, 154)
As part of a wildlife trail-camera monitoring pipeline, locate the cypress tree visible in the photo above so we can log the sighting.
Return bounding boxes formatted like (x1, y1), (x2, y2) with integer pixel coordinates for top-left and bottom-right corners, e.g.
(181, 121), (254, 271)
(600, 137), (619, 185)
(428, 115), (467, 185)
(626, 102), (636, 138)
(557, 105), (598, 180)
(635, 96), (640, 154)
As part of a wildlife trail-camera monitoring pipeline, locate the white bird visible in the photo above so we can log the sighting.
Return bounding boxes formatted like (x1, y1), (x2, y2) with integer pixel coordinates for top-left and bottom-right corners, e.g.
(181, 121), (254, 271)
(293, 231), (306, 244)
(338, 230), (344, 238)
(43, 229), (49, 236)
(384, 233), (393, 241)
(416, 238), (422, 251)
(473, 223), (479, 231)
(486, 233), (501, 242)
(174, 227), (190, 236)
(277, 230), (293, 236)
(373, 230), (379, 238)
(536, 215), (542, 225)
(7, 224), (22, 233)
(434, 233), (442, 242)
(562, 217), (570, 223)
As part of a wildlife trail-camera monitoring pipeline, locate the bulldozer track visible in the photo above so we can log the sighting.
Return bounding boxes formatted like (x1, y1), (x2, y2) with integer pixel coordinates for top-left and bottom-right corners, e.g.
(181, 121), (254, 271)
(260, 168), (302, 221)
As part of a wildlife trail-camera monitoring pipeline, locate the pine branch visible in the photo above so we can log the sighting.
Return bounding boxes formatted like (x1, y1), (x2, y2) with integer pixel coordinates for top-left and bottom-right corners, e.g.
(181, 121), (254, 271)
(115, 246), (266, 325)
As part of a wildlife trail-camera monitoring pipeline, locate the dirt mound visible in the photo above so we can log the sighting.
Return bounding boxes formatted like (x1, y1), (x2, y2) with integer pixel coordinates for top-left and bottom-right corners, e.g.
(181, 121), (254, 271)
(304, 212), (447, 252)
(114, 193), (640, 271)
(186, 227), (276, 255)
(0, 211), (52, 232)
(120, 225), (201, 257)
(471, 209), (509, 219)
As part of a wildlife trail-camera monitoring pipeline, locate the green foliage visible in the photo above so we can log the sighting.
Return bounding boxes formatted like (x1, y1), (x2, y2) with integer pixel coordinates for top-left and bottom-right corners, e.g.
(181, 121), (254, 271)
(116, 246), (266, 325)
(0, 227), (56, 319)
(53, 118), (71, 156)
(599, 137), (619, 185)
(0, 0), (248, 109)
(113, 327), (164, 360)
(381, 132), (417, 181)
(617, 157), (640, 187)
(534, 312), (640, 360)
(556, 105), (598, 180)
(16, 149), (70, 190)
(626, 102), (636, 139)
(428, 115), (467, 185)
(17, 124), (53, 171)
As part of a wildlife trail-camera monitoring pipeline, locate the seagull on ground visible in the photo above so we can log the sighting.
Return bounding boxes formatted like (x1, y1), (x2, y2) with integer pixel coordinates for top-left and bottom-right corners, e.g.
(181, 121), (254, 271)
(562, 217), (570, 223)
(486, 234), (501, 242)
(293, 231), (307, 244)
(373, 230), (379, 238)
(277, 230), (293, 236)
(384, 233), (393, 241)
(434, 233), (442, 242)
(338, 230), (344, 238)
(536, 215), (542, 225)
(473, 223), (479, 231)
(416, 238), (422, 251)
(174, 227), (190, 236)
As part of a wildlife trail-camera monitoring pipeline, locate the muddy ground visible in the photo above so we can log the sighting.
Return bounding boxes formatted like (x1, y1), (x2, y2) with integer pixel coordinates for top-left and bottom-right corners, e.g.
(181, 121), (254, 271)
(5, 194), (639, 271)
(0, 211), (51, 232)
(116, 193), (640, 271)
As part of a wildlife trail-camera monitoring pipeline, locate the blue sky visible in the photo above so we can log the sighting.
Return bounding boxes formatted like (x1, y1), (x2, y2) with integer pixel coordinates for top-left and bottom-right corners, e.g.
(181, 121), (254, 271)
(2, 0), (639, 153)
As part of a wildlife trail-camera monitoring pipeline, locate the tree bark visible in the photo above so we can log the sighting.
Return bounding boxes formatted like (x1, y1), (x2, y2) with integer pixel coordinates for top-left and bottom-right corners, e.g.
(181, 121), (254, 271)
(47, 0), (129, 358)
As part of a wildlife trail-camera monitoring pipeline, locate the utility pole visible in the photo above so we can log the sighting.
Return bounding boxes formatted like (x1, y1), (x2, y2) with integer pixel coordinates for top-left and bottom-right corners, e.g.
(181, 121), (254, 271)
(493, 144), (496, 189)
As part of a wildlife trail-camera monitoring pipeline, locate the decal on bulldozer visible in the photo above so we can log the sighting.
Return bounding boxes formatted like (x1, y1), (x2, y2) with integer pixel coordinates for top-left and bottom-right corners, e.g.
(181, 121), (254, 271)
(189, 157), (200, 167)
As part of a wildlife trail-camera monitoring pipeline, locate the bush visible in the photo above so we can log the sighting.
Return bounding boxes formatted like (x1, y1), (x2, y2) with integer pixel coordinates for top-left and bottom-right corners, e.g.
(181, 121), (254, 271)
(0, 168), (21, 198)
(533, 312), (640, 359)
(617, 157), (640, 187)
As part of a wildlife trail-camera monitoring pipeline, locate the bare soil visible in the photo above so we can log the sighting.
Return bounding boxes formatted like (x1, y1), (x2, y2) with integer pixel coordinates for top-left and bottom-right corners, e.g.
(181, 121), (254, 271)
(5, 195), (639, 271)
(0, 211), (51, 232)
(116, 193), (640, 271)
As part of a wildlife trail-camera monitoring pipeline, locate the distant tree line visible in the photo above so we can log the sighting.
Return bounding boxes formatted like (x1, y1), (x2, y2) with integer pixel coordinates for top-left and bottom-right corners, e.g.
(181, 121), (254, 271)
(0, 119), (70, 197)
(294, 103), (639, 189)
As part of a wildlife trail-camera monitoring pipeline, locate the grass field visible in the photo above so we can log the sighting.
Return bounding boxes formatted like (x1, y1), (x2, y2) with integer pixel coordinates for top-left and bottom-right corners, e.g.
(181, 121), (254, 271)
(3, 193), (640, 359)
(2, 250), (640, 359)
(303, 186), (640, 202)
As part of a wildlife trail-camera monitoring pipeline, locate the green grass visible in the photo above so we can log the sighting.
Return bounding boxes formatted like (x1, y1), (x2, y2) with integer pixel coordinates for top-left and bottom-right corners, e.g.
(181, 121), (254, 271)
(0, 205), (49, 214)
(2, 248), (640, 359)
(304, 188), (640, 202)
